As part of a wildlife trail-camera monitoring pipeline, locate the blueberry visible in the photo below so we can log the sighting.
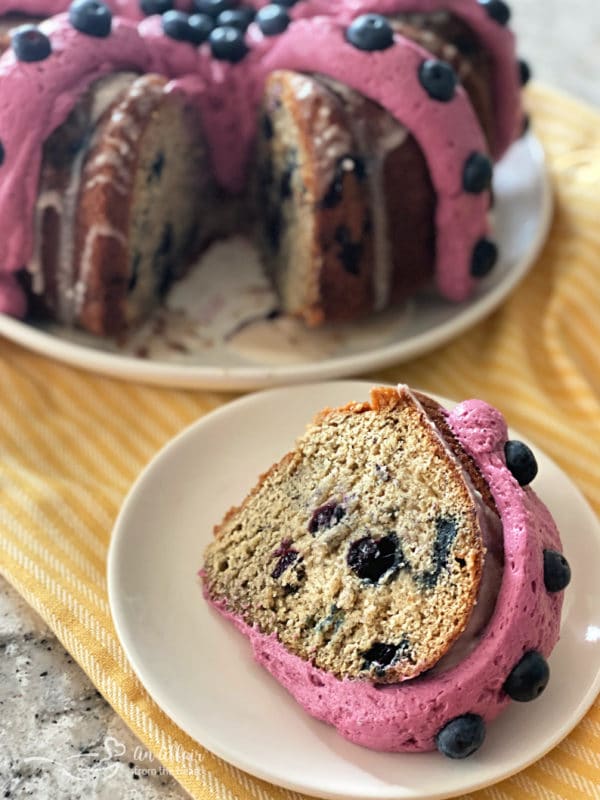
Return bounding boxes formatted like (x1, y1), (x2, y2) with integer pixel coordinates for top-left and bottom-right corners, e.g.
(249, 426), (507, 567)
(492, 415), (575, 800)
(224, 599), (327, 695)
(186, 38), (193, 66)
(308, 502), (345, 534)
(128, 253), (141, 292)
(320, 154), (366, 208)
(209, 24), (248, 61)
(362, 642), (399, 669)
(503, 651), (549, 701)
(504, 440), (538, 485)
(188, 13), (214, 43)
(11, 25), (52, 62)
(334, 225), (363, 276)
(262, 114), (274, 139)
(436, 714), (486, 759)
(68, 0), (112, 37)
(418, 59), (457, 102)
(162, 10), (192, 41)
(347, 533), (401, 583)
(362, 638), (413, 673)
(470, 238), (498, 278)
(256, 4), (290, 35)
(217, 6), (254, 30)
(271, 549), (299, 579)
(346, 14), (394, 52)
(419, 517), (458, 589)
(140, 0), (172, 15)
(543, 550), (571, 593)
(478, 0), (511, 25)
(463, 152), (493, 194)
(194, 0), (234, 17)
(0, 142), (4, 165)
(519, 59), (532, 86)
(280, 166), (293, 199)
(271, 0), (297, 5)
(266, 207), (281, 250)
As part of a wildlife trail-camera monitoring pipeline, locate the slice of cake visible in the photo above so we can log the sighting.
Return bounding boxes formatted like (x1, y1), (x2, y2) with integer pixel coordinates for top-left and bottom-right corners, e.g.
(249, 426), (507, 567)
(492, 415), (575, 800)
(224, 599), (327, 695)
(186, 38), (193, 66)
(202, 386), (570, 757)
(27, 72), (217, 335)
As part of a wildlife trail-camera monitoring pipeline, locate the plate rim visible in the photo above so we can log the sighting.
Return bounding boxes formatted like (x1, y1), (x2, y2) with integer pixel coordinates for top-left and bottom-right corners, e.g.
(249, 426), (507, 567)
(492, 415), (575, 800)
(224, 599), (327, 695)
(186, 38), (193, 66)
(107, 380), (600, 800)
(0, 134), (553, 391)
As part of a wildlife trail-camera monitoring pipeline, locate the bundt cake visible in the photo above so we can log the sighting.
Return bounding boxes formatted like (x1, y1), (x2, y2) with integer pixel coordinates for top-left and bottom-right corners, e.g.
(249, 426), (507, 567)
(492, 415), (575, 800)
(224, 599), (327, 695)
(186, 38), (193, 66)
(0, 0), (530, 335)
(202, 385), (570, 757)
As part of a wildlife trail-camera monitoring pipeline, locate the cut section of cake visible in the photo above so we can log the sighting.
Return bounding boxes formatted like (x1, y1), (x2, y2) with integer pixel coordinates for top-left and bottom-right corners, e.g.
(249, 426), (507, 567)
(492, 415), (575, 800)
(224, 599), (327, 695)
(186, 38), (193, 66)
(204, 386), (490, 682)
(255, 71), (436, 325)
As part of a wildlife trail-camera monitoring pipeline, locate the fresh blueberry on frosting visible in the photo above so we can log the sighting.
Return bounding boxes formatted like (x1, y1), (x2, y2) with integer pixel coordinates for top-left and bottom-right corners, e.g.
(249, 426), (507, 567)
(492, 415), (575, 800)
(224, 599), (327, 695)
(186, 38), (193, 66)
(478, 0), (511, 25)
(188, 13), (214, 43)
(504, 440), (538, 486)
(194, 0), (234, 17)
(543, 549), (571, 592)
(503, 650), (549, 701)
(209, 25), (249, 62)
(470, 238), (498, 278)
(271, 0), (298, 6)
(11, 25), (52, 62)
(69, 0), (112, 38)
(256, 4), (290, 36)
(140, 0), (172, 15)
(436, 714), (486, 759)
(0, 142), (4, 166)
(463, 152), (493, 194)
(162, 11), (193, 41)
(519, 59), (532, 86)
(346, 14), (394, 52)
(418, 59), (457, 102)
(217, 7), (254, 31)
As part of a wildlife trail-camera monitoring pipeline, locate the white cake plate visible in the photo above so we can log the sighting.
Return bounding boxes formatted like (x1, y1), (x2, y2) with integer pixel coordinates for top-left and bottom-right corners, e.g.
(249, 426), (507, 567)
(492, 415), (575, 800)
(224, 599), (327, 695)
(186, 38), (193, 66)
(0, 134), (552, 390)
(108, 382), (600, 800)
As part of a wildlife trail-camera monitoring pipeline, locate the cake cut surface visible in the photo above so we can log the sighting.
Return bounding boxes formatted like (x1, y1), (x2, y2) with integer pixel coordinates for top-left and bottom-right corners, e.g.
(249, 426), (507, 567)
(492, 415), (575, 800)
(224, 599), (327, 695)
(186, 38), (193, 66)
(203, 386), (487, 683)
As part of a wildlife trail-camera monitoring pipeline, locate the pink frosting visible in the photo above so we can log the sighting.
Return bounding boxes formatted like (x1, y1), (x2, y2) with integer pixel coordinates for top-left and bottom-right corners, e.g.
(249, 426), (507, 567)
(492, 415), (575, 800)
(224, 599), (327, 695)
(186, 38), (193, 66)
(0, 1), (521, 315)
(204, 396), (564, 752)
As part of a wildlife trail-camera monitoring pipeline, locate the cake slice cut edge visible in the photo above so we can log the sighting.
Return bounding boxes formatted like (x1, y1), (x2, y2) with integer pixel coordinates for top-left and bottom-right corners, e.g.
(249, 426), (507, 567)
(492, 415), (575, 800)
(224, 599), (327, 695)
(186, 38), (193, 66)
(202, 385), (493, 684)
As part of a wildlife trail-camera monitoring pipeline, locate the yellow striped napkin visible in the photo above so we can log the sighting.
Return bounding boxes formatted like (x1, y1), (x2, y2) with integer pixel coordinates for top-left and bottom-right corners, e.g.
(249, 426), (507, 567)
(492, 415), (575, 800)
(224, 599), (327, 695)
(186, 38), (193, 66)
(1, 82), (599, 800)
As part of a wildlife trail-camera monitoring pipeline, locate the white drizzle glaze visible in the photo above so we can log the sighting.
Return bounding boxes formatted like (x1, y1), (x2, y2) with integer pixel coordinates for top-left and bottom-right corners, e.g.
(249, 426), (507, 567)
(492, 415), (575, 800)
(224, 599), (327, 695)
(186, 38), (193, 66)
(288, 73), (353, 193)
(27, 72), (138, 322)
(72, 223), (128, 317)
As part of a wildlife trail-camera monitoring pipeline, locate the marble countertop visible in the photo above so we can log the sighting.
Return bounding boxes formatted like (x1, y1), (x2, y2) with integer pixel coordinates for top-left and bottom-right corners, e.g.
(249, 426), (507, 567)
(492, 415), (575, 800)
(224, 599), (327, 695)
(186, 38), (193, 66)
(2, 2), (600, 798)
